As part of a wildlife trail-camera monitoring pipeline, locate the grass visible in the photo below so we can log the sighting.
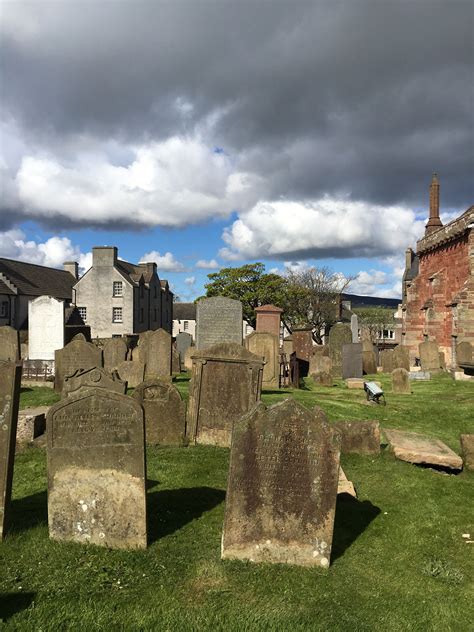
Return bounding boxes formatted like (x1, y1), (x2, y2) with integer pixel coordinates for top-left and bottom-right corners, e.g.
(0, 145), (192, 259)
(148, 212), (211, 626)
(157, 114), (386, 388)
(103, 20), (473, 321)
(2, 374), (473, 630)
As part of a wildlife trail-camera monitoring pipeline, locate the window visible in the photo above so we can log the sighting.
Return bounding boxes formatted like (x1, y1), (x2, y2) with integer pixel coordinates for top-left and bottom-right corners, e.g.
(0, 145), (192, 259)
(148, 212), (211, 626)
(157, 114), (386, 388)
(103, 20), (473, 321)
(113, 281), (123, 297)
(112, 307), (123, 323)
(0, 301), (9, 318)
(78, 307), (87, 322)
(183, 320), (189, 331)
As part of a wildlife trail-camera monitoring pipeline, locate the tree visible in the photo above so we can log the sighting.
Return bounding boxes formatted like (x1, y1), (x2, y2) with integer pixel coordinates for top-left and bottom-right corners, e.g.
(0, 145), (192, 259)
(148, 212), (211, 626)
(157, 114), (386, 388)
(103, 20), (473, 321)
(353, 306), (395, 343)
(203, 263), (287, 328)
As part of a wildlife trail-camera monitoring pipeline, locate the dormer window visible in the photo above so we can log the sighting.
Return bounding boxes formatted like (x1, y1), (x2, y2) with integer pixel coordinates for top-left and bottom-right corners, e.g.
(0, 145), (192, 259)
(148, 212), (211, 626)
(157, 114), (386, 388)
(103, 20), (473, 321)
(113, 281), (123, 297)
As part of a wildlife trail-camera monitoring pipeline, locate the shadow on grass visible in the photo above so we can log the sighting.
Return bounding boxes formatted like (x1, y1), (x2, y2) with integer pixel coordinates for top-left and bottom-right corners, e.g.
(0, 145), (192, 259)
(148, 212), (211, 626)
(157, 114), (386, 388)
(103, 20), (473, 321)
(9, 491), (48, 533)
(332, 494), (380, 562)
(0, 592), (35, 622)
(147, 486), (225, 545)
(20, 387), (33, 393)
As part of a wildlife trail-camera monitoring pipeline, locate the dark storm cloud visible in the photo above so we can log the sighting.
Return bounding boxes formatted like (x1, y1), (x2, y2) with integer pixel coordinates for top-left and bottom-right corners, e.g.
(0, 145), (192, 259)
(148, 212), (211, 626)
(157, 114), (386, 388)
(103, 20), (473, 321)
(0, 0), (473, 229)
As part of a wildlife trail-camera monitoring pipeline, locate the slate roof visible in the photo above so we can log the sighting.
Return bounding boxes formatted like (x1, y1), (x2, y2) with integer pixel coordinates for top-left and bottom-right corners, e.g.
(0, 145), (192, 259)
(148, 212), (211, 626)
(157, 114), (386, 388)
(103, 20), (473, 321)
(0, 279), (15, 295)
(0, 258), (76, 299)
(342, 293), (400, 309)
(173, 302), (196, 320)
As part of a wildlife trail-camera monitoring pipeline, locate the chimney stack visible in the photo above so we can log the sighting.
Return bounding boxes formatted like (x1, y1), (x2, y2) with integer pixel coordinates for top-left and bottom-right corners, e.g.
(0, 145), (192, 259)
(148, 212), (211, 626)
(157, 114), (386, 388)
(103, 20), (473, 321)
(425, 173), (443, 235)
(63, 261), (79, 279)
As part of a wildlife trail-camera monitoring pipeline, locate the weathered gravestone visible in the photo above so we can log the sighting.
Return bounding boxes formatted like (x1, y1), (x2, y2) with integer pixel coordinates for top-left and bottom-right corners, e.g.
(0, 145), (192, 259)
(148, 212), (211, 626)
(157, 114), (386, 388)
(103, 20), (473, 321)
(282, 336), (293, 358)
(222, 399), (341, 567)
(133, 379), (186, 445)
(362, 339), (377, 375)
(456, 341), (472, 366)
(176, 332), (193, 365)
(139, 329), (172, 380)
(63, 367), (126, 397)
(116, 360), (146, 388)
(171, 346), (181, 373)
(309, 346), (330, 375)
(255, 304), (283, 337)
(419, 340), (441, 371)
(384, 428), (463, 470)
(0, 361), (22, 539)
(54, 338), (103, 393)
(342, 343), (363, 379)
(0, 326), (20, 362)
(328, 323), (352, 377)
(381, 349), (394, 373)
(333, 420), (380, 455)
(292, 328), (313, 362)
(47, 388), (147, 549)
(28, 296), (65, 360)
(245, 331), (279, 388)
(103, 338), (128, 372)
(392, 368), (411, 394)
(195, 297), (243, 350)
(350, 314), (359, 343)
(183, 346), (194, 372)
(392, 345), (410, 371)
(312, 369), (333, 386)
(187, 343), (264, 447)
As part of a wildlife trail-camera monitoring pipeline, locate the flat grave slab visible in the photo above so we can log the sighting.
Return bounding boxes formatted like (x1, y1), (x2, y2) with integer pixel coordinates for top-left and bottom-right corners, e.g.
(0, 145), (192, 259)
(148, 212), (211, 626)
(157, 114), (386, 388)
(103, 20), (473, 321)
(384, 429), (463, 470)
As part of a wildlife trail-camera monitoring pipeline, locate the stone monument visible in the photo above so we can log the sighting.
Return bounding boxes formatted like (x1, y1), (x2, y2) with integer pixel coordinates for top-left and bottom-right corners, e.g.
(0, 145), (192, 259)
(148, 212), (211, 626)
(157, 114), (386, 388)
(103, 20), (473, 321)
(255, 304), (283, 337)
(342, 343), (363, 379)
(0, 326), (20, 362)
(63, 367), (126, 397)
(392, 368), (411, 394)
(419, 340), (441, 371)
(139, 329), (172, 380)
(54, 338), (103, 393)
(133, 379), (186, 445)
(328, 323), (352, 377)
(195, 297), (243, 350)
(245, 331), (279, 388)
(103, 338), (128, 372)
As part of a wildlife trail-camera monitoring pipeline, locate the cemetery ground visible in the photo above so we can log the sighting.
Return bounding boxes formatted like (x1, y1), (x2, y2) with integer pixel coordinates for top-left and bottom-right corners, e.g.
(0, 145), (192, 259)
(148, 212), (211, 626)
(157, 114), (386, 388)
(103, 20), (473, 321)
(2, 374), (473, 631)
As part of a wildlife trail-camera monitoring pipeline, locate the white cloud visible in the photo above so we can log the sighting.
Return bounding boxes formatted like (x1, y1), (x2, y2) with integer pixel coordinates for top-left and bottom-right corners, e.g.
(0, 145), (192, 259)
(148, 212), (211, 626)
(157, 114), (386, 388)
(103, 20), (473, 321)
(185, 276), (196, 286)
(140, 250), (186, 272)
(220, 196), (426, 260)
(195, 258), (220, 269)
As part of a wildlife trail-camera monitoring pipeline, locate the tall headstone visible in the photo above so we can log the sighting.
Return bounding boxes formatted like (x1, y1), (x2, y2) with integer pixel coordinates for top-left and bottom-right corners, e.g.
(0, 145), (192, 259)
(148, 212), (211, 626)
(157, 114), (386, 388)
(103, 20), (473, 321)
(28, 296), (65, 360)
(195, 297), (243, 350)
(282, 336), (293, 358)
(456, 341), (472, 366)
(362, 339), (377, 375)
(133, 379), (186, 445)
(419, 340), (441, 371)
(139, 329), (172, 380)
(103, 338), (128, 372)
(328, 323), (352, 377)
(381, 349), (394, 373)
(255, 304), (283, 338)
(47, 388), (146, 549)
(187, 343), (264, 447)
(245, 331), (279, 388)
(342, 343), (363, 379)
(171, 346), (181, 373)
(0, 361), (22, 540)
(392, 368), (411, 394)
(54, 338), (103, 393)
(0, 326), (20, 362)
(63, 367), (126, 397)
(222, 399), (341, 567)
(183, 346), (194, 371)
(309, 346), (330, 374)
(350, 314), (359, 343)
(176, 332), (193, 364)
(392, 345), (410, 371)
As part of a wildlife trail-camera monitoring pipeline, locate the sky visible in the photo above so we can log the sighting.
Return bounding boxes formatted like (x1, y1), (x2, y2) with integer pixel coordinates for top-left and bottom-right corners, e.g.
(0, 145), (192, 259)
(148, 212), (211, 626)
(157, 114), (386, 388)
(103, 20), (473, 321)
(0, 1), (473, 302)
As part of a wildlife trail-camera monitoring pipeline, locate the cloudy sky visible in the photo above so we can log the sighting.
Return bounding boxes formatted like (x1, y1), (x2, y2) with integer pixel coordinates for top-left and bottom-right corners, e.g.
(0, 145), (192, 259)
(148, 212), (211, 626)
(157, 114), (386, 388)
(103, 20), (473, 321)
(1, 1), (473, 300)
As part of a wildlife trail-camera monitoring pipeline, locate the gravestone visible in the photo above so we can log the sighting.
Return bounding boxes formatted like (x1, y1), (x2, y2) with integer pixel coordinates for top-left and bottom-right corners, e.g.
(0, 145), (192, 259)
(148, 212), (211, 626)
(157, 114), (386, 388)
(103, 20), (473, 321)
(0, 361), (22, 539)
(222, 398), (341, 567)
(333, 420), (380, 454)
(195, 297), (243, 350)
(172, 346), (181, 373)
(0, 326), (20, 362)
(292, 328), (313, 362)
(139, 329), (172, 380)
(456, 341), (472, 366)
(439, 352), (446, 370)
(362, 349), (377, 375)
(350, 314), (359, 343)
(384, 429), (463, 470)
(187, 343), (264, 447)
(54, 338), (103, 393)
(183, 346), (194, 372)
(391, 368), (411, 394)
(381, 349), (394, 373)
(311, 370), (333, 386)
(63, 367), (126, 397)
(328, 323), (352, 377)
(309, 346), (330, 375)
(255, 304), (283, 337)
(116, 360), (146, 388)
(47, 388), (146, 549)
(283, 336), (293, 357)
(103, 338), (128, 372)
(409, 371), (431, 381)
(342, 343), (363, 379)
(176, 332), (193, 364)
(28, 296), (65, 360)
(419, 340), (440, 371)
(133, 379), (186, 445)
(392, 345), (410, 371)
(245, 332), (279, 388)
(460, 435), (474, 471)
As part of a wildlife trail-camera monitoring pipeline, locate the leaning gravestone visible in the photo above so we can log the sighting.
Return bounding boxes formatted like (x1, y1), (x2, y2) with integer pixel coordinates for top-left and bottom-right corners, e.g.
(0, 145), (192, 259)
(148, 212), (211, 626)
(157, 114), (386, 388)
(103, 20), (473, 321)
(63, 367), (126, 397)
(47, 388), (146, 549)
(187, 343), (264, 447)
(0, 361), (22, 539)
(392, 345), (410, 371)
(139, 329), (172, 380)
(328, 323), (352, 377)
(176, 332), (193, 364)
(116, 360), (146, 388)
(419, 340), (440, 371)
(195, 297), (243, 350)
(103, 338), (128, 372)
(342, 343), (363, 379)
(54, 338), (103, 393)
(0, 326), (20, 362)
(222, 399), (341, 567)
(245, 331), (279, 388)
(392, 368), (410, 394)
(133, 379), (186, 445)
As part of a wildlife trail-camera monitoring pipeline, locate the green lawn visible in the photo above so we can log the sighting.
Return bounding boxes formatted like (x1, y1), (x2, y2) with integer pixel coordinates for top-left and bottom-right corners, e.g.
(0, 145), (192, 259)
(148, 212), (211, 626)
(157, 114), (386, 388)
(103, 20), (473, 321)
(3, 374), (473, 630)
